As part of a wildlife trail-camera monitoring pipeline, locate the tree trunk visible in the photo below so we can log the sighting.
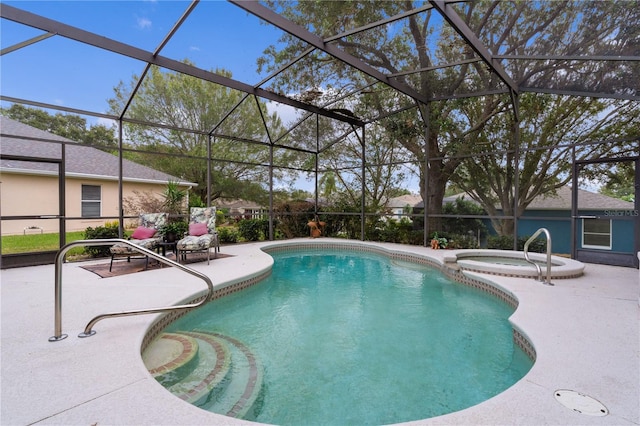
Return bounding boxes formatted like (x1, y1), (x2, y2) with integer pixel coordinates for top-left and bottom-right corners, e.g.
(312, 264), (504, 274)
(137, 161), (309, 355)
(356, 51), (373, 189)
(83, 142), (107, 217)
(420, 166), (447, 234)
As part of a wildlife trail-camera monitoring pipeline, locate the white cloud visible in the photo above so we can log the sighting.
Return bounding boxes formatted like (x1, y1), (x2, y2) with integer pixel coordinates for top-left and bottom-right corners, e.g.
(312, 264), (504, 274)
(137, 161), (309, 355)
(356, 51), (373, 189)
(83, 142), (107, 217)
(266, 101), (302, 127)
(189, 46), (200, 52)
(96, 117), (117, 128)
(136, 17), (152, 30)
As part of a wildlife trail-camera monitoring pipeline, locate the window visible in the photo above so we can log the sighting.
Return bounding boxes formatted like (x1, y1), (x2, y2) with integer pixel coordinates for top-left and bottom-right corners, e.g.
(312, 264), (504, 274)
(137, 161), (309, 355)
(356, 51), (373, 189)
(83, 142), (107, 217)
(582, 218), (611, 249)
(81, 184), (101, 218)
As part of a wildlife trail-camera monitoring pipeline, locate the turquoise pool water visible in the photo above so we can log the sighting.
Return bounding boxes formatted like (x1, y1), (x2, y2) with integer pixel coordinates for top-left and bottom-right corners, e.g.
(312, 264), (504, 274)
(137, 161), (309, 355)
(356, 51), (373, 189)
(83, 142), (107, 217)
(165, 250), (533, 425)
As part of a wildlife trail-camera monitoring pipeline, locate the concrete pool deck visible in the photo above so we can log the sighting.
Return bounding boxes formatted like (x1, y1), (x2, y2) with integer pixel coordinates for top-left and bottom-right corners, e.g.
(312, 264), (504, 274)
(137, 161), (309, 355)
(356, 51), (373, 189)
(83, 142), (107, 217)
(1, 239), (638, 425)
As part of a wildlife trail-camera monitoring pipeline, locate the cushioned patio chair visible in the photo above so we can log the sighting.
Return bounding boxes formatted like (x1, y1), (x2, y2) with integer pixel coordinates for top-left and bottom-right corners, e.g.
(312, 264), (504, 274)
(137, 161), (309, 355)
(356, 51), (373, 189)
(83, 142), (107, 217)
(109, 212), (168, 271)
(176, 207), (219, 264)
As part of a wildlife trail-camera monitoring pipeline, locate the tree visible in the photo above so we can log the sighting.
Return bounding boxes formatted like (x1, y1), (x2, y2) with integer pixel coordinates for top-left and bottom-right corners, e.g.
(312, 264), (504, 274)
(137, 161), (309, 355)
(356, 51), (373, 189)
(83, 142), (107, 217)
(318, 171), (337, 201)
(441, 197), (487, 237)
(441, 2), (640, 235)
(321, 121), (413, 211)
(1, 104), (117, 148)
(259, 2), (471, 231)
(258, 1), (637, 234)
(599, 161), (636, 202)
(122, 190), (164, 217)
(451, 94), (639, 235)
(108, 62), (289, 203)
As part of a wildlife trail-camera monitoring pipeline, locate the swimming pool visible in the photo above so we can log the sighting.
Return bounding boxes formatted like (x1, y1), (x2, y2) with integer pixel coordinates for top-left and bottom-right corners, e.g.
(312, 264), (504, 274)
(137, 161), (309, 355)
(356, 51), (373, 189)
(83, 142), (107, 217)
(145, 249), (533, 425)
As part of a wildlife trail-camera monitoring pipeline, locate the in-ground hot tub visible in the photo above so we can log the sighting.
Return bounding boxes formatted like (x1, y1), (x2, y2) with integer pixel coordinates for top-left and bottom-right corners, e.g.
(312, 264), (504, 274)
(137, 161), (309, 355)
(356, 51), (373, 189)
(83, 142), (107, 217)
(444, 249), (585, 279)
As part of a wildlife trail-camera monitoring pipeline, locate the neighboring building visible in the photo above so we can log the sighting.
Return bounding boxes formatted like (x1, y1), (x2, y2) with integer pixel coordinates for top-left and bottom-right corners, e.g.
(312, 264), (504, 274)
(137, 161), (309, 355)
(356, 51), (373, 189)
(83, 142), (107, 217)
(216, 198), (266, 220)
(304, 197), (328, 207)
(0, 116), (195, 235)
(509, 186), (636, 267)
(385, 194), (422, 221)
(420, 187), (638, 267)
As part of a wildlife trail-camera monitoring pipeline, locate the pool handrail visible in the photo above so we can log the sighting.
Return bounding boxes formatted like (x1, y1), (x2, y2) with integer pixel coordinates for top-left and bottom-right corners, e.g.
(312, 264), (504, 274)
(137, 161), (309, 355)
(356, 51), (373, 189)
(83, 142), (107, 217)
(49, 239), (214, 342)
(523, 228), (554, 286)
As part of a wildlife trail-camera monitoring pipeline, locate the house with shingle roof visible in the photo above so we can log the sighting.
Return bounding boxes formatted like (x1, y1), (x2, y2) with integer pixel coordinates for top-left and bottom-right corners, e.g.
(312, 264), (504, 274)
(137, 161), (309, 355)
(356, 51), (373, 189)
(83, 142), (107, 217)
(0, 116), (196, 235)
(385, 194), (422, 221)
(508, 186), (636, 266)
(418, 186), (637, 267)
(216, 198), (266, 220)
(442, 186), (634, 211)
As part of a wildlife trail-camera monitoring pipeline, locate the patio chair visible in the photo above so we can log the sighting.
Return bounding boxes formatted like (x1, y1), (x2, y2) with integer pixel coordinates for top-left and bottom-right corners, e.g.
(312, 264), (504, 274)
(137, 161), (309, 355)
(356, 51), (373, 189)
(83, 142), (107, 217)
(109, 212), (168, 271)
(176, 207), (219, 264)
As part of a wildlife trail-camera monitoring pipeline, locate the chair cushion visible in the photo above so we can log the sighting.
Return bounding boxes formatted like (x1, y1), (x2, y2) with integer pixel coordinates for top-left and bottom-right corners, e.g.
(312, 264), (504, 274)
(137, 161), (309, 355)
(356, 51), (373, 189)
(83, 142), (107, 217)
(110, 238), (160, 254)
(140, 213), (168, 229)
(189, 207), (216, 233)
(189, 222), (208, 236)
(131, 226), (157, 239)
(177, 234), (216, 251)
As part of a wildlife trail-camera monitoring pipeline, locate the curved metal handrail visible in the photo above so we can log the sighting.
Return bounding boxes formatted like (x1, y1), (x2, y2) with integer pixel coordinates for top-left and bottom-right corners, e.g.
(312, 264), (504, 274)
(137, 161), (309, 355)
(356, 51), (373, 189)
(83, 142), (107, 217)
(49, 239), (214, 342)
(523, 228), (554, 286)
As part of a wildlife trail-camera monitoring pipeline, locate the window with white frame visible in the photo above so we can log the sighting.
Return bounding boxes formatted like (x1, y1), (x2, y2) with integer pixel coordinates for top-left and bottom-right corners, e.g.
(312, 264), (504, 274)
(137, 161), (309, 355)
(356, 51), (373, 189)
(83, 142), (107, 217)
(81, 184), (101, 218)
(582, 218), (611, 249)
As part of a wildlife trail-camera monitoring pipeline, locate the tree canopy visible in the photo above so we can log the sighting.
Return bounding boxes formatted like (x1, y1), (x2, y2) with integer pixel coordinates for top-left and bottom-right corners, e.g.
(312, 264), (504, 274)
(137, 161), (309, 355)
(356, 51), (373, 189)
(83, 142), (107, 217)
(1, 104), (117, 148)
(451, 93), (639, 234)
(259, 0), (639, 234)
(108, 62), (290, 204)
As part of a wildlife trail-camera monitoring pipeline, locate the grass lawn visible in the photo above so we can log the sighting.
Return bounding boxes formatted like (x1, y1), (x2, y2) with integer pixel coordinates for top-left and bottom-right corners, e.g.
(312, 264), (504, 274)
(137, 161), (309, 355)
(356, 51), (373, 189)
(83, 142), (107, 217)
(2, 231), (87, 255)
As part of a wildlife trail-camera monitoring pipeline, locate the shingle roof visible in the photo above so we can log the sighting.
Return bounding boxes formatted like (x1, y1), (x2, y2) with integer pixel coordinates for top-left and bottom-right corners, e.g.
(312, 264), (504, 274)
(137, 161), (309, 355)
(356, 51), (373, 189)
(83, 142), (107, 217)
(0, 116), (195, 186)
(527, 186), (633, 210)
(422, 186), (634, 211)
(217, 198), (264, 209)
(386, 194), (422, 208)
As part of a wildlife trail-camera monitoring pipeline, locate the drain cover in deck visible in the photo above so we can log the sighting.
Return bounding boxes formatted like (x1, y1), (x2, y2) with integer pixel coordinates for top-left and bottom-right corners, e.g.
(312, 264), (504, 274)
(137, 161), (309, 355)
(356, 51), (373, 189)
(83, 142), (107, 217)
(554, 389), (608, 416)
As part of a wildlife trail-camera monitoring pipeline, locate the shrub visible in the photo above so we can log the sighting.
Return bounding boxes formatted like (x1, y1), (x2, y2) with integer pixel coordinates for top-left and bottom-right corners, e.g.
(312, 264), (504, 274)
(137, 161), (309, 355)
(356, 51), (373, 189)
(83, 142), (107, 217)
(188, 194), (206, 209)
(273, 201), (316, 238)
(84, 224), (119, 257)
(323, 200), (370, 240)
(216, 209), (226, 226)
(376, 218), (414, 244)
(442, 197), (487, 237)
(487, 235), (514, 250)
(238, 219), (264, 241)
(217, 226), (239, 243)
(273, 228), (286, 240)
(487, 234), (548, 252)
(519, 236), (548, 253)
(445, 233), (479, 249)
(159, 221), (188, 243)
(379, 220), (401, 243)
(407, 230), (424, 245)
(258, 218), (271, 239)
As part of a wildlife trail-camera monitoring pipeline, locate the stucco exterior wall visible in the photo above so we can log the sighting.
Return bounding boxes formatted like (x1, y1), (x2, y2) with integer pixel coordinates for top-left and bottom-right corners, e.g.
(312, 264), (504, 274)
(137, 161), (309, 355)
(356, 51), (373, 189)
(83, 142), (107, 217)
(0, 172), (174, 235)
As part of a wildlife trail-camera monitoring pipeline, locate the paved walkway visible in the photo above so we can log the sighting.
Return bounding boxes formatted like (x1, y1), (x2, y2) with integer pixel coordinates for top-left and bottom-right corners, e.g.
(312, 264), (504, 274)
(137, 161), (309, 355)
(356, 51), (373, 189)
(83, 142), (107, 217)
(1, 240), (638, 425)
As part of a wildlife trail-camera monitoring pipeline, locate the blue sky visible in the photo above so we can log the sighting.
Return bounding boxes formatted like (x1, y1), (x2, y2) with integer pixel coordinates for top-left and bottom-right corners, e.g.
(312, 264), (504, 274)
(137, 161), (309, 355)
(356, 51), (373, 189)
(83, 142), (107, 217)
(1, 1), (424, 193)
(1, 1), (284, 117)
